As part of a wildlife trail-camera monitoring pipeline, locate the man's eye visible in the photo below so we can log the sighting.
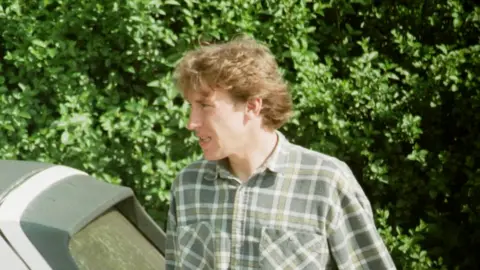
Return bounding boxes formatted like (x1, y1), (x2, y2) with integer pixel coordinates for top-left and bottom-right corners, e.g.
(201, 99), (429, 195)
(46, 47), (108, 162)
(200, 103), (210, 108)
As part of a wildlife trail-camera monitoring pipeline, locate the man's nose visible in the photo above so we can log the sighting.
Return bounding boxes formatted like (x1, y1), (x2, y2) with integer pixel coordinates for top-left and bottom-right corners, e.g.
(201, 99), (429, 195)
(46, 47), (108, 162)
(186, 112), (201, 131)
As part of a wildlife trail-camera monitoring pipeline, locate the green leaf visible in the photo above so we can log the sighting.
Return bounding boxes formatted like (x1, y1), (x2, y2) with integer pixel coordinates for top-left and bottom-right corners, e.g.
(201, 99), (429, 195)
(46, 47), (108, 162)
(18, 83), (27, 90)
(3, 124), (14, 132)
(18, 111), (31, 119)
(147, 80), (161, 87)
(61, 131), (71, 145)
(165, 0), (180, 5)
(125, 66), (135, 74)
(32, 39), (47, 48)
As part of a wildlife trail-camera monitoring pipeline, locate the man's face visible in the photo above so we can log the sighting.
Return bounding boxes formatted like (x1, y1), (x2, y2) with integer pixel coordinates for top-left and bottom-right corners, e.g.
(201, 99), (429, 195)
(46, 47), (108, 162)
(185, 89), (247, 161)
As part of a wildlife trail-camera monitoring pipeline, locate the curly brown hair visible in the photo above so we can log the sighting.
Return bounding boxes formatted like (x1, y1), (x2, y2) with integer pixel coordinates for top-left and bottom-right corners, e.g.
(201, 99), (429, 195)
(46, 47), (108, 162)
(173, 35), (293, 130)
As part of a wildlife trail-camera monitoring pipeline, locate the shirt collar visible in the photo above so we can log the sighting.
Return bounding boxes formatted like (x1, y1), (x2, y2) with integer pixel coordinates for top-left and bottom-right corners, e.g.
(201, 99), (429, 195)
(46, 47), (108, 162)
(204, 130), (290, 181)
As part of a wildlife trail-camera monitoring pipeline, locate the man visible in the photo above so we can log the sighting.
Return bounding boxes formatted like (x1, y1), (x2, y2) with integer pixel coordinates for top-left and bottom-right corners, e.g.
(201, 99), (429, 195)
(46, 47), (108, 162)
(165, 36), (396, 269)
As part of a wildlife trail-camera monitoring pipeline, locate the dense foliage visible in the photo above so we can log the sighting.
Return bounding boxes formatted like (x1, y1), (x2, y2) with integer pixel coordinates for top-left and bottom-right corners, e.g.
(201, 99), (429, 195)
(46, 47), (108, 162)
(1, 0), (478, 269)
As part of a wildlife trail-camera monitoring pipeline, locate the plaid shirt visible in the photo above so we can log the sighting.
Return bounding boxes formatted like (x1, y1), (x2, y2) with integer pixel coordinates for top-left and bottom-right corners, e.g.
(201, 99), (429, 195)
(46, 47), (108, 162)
(165, 131), (396, 269)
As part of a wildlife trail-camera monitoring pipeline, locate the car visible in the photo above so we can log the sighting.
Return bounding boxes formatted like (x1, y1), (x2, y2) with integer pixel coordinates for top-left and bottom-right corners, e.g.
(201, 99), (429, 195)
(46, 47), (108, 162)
(0, 160), (166, 270)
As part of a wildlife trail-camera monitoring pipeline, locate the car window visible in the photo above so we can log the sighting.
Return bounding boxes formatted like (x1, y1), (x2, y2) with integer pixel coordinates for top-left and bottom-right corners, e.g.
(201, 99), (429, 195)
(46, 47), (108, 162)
(68, 209), (165, 270)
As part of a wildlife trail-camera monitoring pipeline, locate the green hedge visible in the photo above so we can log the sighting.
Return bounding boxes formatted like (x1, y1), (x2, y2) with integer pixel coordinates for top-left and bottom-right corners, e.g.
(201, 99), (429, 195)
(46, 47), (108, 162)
(1, 0), (478, 269)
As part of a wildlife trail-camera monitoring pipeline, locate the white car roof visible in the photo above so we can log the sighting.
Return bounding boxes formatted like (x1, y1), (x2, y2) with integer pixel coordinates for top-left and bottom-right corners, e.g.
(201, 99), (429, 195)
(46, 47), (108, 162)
(0, 160), (54, 201)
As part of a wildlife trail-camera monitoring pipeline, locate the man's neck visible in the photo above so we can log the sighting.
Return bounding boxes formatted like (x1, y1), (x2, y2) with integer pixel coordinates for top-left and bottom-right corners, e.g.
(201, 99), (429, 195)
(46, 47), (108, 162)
(227, 130), (278, 182)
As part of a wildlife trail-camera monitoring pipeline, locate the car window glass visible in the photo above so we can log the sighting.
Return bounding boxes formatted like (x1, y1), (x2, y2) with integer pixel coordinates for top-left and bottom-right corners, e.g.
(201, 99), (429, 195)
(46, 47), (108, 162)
(68, 209), (165, 270)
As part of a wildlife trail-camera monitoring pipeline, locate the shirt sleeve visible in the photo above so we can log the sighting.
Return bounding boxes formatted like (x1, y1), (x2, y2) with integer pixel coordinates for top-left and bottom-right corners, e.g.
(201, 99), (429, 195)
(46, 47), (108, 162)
(327, 168), (397, 269)
(165, 190), (179, 270)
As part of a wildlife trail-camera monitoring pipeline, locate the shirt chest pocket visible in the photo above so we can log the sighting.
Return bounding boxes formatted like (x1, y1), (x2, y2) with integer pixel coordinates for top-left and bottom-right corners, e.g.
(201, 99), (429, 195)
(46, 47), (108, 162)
(177, 222), (231, 269)
(259, 227), (332, 270)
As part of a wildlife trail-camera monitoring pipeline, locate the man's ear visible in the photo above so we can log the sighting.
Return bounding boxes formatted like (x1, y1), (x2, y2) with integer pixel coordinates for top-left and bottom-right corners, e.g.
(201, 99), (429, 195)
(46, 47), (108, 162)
(245, 97), (263, 117)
